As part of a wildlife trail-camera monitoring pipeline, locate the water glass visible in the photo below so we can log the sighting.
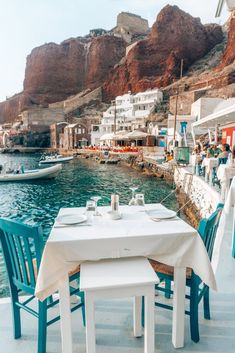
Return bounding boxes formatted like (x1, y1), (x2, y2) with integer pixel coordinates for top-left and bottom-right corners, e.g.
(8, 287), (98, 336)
(86, 200), (96, 224)
(91, 196), (102, 216)
(129, 186), (138, 206)
(135, 193), (145, 206)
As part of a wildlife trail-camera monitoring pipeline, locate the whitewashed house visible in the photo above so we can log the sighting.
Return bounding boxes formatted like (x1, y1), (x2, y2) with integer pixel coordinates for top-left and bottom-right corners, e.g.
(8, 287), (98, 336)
(91, 88), (163, 146)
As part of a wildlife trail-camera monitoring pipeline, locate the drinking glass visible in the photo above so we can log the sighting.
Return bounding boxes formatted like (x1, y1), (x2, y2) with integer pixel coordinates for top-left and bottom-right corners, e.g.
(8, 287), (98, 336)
(129, 186), (138, 206)
(86, 200), (96, 224)
(91, 196), (102, 216)
(135, 193), (145, 206)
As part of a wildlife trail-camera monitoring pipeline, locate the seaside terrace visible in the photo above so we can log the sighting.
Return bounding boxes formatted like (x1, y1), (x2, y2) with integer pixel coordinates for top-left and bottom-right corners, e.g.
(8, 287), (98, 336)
(0, 205), (235, 353)
(0, 149), (235, 353)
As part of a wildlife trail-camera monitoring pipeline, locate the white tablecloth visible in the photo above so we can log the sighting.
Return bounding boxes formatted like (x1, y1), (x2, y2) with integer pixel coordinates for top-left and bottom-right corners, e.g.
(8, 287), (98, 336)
(212, 177), (235, 291)
(35, 204), (216, 301)
(217, 165), (235, 184)
(225, 177), (235, 213)
(191, 154), (202, 166)
(202, 157), (218, 174)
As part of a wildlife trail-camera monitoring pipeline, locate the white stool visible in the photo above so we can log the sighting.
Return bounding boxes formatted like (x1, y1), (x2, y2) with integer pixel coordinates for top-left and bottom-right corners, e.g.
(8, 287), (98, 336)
(80, 257), (159, 353)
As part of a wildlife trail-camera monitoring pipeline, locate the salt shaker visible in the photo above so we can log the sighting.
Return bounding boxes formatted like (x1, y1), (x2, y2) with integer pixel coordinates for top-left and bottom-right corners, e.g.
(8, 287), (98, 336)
(111, 194), (119, 213)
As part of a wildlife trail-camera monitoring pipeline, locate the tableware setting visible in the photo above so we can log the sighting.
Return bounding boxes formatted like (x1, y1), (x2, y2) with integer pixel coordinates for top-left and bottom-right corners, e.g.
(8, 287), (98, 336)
(54, 214), (89, 228)
(105, 194), (122, 220)
(91, 195), (102, 216)
(106, 210), (122, 220)
(56, 214), (87, 225)
(129, 186), (139, 206)
(146, 209), (178, 222)
(135, 193), (145, 206)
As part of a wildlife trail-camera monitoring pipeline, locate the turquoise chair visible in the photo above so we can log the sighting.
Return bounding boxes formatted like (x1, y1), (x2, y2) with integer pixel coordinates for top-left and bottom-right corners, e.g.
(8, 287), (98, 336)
(145, 204), (223, 343)
(0, 218), (85, 353)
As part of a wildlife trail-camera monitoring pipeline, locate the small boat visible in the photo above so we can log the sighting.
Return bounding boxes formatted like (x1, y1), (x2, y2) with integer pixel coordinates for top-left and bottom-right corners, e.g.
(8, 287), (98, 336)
(39, 154), (74, 164)
(0, 164), (62, 182)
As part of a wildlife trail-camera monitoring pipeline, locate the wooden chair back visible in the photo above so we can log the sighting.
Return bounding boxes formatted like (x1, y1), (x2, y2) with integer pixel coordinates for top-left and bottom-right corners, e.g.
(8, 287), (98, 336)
(198, 204), (223, 261)
(0, 218), (44, 295)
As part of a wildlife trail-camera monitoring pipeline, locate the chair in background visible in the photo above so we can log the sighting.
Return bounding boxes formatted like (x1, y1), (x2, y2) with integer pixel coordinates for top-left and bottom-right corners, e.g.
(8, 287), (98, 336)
(212, 158), (228, 187)
(0, 218), (85, 353)
(218, 157), (228, 165)
(147, 204), (223, 343)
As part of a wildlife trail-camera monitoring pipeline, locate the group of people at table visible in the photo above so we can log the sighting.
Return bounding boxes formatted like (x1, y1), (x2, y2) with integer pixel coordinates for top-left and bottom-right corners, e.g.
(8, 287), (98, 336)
(193, 142), (235, 162)
(192, 142), (235, 180)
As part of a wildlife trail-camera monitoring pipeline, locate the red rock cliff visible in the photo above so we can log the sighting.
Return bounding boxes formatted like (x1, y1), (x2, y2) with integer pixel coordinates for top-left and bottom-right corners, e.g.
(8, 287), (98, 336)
(218, 16), (235, 68)
(23, 36), (126, 105)
(102, 5), (223, 101)
(23, 39), (86, 105)
(0, 35), (126, 123)
(85, 36), (126, 90)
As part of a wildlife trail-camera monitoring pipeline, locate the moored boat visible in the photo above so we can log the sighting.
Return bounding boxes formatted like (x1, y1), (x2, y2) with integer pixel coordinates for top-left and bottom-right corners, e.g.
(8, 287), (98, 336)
(0, 164), (62, 182)
(39, 154), (74, 164)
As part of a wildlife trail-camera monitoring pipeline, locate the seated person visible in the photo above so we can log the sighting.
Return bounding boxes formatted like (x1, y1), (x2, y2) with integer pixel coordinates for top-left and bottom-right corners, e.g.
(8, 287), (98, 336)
(218, 144), (230, 164)
(165, 152), (173, 162)
(193, 144), (201, 155)
(207, 144), (221, 158)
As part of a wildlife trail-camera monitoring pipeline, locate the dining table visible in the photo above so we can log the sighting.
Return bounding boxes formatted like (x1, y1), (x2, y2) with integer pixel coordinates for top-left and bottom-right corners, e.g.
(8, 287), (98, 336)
(191, 154), (202, 175)
(217, 164), (235, 201)
(202, 157), (218, 185)
(224, 177), (235, 257)
(35, 203), (217, 353)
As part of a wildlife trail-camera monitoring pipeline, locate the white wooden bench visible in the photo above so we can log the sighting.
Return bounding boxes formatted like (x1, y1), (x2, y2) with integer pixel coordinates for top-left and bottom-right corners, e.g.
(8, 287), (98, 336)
(80, 257), (159, 353)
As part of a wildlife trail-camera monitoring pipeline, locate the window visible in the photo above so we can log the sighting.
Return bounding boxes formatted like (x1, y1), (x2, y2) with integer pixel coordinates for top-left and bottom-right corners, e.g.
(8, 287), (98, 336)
(93, 125), (99, 132)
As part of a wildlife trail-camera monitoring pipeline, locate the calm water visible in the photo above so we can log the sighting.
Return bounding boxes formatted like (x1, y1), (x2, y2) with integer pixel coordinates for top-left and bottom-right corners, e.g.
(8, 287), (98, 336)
(0, 154), (178, 297)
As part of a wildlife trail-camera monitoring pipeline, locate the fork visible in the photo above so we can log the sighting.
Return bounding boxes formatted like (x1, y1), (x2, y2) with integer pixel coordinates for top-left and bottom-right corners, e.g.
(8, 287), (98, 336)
(53, 223), (91, 228)
(150, 217), (180, 223)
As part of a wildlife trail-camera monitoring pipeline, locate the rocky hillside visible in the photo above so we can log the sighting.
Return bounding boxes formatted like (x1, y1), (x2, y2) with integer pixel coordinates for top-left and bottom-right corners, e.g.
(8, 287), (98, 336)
(218, 16), (235, 68)
(102, 5), (223, 101)
(24, 36), (126, 106)
(0, 5), (232, 123)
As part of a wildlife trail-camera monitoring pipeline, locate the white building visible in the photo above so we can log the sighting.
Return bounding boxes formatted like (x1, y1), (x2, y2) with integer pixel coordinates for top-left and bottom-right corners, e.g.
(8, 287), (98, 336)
(167, 114), (193, 150)
(91, 88), (163, 146)
(192, 97), (235, 147)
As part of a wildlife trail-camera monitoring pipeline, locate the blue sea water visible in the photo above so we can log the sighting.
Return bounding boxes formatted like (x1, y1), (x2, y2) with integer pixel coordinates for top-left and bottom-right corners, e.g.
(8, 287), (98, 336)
(0, 154), (178, 297)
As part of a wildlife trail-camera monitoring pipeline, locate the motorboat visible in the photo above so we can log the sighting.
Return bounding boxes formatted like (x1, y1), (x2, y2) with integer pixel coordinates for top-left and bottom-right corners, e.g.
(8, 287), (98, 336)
(0, 164), (62, 182)
(39, 154), (74, 164)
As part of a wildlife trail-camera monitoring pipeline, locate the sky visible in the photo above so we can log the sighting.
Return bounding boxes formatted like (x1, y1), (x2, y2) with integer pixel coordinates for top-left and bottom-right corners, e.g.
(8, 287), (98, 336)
(0, 0), (229, 102)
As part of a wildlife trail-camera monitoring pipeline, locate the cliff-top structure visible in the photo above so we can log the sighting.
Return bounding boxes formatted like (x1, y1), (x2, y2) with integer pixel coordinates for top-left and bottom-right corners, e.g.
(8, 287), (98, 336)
(112, 12), (149, 43)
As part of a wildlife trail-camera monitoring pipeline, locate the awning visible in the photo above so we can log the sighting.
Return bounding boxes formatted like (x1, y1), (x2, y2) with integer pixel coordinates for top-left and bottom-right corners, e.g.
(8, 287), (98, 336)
(100, 133), (115, 141)
(113, 131), (129, 140)
(192, 103), (235, 129)
(125, 130), (148, 139)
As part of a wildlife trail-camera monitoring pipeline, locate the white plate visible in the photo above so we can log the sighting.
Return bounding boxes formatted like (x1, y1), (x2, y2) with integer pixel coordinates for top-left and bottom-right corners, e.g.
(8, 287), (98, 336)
(147, 209), (176, 220)
(56, 214), (87, 225)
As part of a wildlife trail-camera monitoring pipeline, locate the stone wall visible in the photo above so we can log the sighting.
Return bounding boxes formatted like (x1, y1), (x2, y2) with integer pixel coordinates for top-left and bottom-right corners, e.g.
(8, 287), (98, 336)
(63, 88), (102, 114)
(20, 107), (65, 132)
(174, 166), (220, 218)
(117, 12), (149, 34)
(169, 90), (207, 115)
(126, 42), (138, 56)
